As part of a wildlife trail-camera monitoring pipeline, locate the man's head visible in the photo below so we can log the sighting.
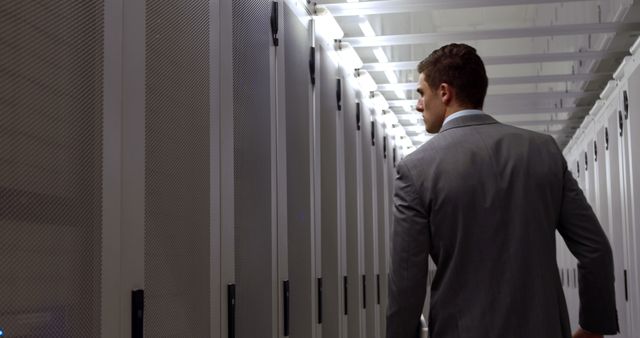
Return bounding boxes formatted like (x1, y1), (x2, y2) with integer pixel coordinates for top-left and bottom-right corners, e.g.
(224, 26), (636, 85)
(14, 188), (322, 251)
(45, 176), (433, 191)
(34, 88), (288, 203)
(416, 43), (488, 133)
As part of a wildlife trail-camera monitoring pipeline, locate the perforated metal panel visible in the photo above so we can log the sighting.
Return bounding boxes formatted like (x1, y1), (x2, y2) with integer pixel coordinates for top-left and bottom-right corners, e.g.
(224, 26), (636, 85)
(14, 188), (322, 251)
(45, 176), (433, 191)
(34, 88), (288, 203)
(232, 1), (275, 337)
(144, 1), (211, 336)
(0, 2), (104, 337)
(360, 107), (375, 338)
(340, 70), (364, 338)
(375, 124), (388, 337)
(283, 4), (315, 338)
(603, 113), (630, 336)
(625, 68), (640, 336)
(319, 38), (342, 338)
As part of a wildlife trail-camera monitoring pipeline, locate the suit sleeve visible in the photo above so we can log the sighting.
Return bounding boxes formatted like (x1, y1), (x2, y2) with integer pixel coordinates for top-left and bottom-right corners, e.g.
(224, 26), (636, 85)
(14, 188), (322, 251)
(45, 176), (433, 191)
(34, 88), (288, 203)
(557, 155), (619, 334)
(386, 161), (430, 338)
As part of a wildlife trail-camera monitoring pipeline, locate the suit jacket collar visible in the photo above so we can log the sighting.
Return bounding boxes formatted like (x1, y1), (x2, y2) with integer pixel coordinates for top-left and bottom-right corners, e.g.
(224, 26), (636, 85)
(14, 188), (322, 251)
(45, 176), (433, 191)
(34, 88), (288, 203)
(439, 113), (499, 133)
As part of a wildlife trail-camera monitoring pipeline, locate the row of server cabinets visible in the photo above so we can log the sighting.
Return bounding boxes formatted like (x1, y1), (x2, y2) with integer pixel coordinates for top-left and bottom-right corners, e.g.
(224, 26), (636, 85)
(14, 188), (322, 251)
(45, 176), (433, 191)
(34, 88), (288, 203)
(0, 0), (404, 337)
(562, 38), (640, 337)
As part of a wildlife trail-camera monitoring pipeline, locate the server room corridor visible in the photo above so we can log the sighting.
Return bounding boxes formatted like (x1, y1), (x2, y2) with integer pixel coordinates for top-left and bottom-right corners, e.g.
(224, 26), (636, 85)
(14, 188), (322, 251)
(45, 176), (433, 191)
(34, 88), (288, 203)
(2, 0), (640, 337)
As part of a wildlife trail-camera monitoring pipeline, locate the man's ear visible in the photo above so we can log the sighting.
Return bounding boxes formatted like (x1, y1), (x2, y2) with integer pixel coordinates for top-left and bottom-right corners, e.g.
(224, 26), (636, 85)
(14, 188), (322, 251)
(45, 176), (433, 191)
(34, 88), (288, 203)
(439, 83), (453, 105)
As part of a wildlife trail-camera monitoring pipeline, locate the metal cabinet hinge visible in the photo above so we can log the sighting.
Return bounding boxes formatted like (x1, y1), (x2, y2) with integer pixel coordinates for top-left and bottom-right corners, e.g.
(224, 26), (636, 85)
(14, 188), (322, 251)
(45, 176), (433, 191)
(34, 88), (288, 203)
(356, 102), (361, 130)
(317, 278), (323, 324)
(132, 289), (144, 338)
(283, 280), (290, 336)
(362, 275), (367, 309)
(270, 1), (279, 47)
(336, 78), (342, 111)
(228, 284), (236, 338)
(309, 46), (316, 86)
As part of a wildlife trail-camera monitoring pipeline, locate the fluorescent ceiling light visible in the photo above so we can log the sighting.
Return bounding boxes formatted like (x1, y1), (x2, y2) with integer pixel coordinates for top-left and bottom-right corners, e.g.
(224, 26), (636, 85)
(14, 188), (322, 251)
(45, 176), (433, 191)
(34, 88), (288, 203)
(343, 22), (640, 47)
(324, 0), (589, 16)
(377, 73), (610, 91)
(337, 42), (363, 70)
(381, 68), (406, 99)
(389, 91), (600, 107)
(373, 47), (389, 63)
(395, 90), (407, 99)
(357, 19), (402, 102)
(362, 50), (630, 72)
(384, 70), (398, 84)
(315, 6), (344, 40)
(358, 17), (377, 37)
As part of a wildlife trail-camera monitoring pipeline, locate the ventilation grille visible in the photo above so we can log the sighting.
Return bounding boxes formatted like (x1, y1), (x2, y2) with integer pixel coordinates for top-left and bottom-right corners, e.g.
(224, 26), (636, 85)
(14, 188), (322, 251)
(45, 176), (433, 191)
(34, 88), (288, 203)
(0, 1), (104, 337)
(232, 1), (275, 336)
(144, 1), (211, 336)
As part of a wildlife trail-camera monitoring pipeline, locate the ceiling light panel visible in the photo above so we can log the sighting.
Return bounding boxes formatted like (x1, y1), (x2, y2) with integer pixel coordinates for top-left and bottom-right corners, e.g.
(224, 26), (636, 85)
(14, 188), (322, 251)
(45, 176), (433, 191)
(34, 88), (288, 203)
(322, 0), (594, 17)
(342, 22), (640, 47)
(362, 50), (629, 71)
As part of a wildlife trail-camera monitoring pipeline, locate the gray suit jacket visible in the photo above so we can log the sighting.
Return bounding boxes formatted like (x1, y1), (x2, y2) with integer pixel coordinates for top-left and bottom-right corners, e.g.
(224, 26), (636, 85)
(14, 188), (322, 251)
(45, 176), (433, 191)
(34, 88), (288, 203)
(386, 114), (618, 338)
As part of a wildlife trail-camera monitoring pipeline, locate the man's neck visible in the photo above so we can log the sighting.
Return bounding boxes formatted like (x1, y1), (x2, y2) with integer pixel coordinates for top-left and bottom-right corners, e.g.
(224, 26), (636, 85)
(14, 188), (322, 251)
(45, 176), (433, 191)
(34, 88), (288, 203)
(444, 105), (473, 119)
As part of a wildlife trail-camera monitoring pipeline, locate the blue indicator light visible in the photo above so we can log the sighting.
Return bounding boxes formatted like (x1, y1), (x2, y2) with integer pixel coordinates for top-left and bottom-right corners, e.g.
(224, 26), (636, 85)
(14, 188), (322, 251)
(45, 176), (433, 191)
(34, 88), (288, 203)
(0, 329), (4, 336)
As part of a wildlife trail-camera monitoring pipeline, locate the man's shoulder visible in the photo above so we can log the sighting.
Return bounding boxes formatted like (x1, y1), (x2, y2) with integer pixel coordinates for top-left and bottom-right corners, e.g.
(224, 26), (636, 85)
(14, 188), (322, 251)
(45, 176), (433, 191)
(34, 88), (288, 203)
(448, 118), (557, 149)
(396, 136), (445, 177)
(398, 122), (559, 171)
(401, 136), (441, 165)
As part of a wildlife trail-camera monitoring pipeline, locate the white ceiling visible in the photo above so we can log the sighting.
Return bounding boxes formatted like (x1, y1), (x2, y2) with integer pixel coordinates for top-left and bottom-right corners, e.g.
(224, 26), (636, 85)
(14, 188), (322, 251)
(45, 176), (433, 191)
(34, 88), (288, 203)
(315, 0), (640, 148)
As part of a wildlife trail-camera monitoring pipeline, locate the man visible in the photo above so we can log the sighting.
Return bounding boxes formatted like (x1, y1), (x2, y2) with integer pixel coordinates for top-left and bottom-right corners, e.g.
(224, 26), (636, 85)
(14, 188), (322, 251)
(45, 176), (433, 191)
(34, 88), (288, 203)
(386, 43), (619, 338)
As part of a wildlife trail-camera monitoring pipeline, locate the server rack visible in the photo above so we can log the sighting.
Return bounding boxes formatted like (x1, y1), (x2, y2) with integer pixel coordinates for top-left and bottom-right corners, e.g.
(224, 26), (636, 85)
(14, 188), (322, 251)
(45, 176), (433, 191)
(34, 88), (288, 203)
(564, 39), (640, 338)
(318, 24), (342, 338)
(0, 2), (106, 337)
(342, 79), (366, 338)
(1, 1), (237, 337)
(360, 103), (377, 338)
(375, 120), (390, 336)
(622, 61), (640, 338)
(282, 1), (316, 337)
(603, 103), (632, 337)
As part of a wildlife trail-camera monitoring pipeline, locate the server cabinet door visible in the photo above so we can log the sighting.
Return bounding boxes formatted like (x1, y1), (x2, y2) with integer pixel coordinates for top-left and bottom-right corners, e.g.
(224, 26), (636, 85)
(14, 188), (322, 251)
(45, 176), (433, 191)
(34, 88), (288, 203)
(359, 106), (377, 338)
(331, 62), (351, 338)
(231, 1), (281, 337)
(283, 3), (317, 337)
(143, 2), (215, 337)
(619, 97), (635, 337)
(605, 112), (631, 337)
(319, 49), (346, 338)
(376, 122), (390, 336)
(362, 107), (382, 338)
(317, 30), (344, 338)
(0, 2), (105, 337)
(342, 85), (366, 338)
(624, 67), (640, 336)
